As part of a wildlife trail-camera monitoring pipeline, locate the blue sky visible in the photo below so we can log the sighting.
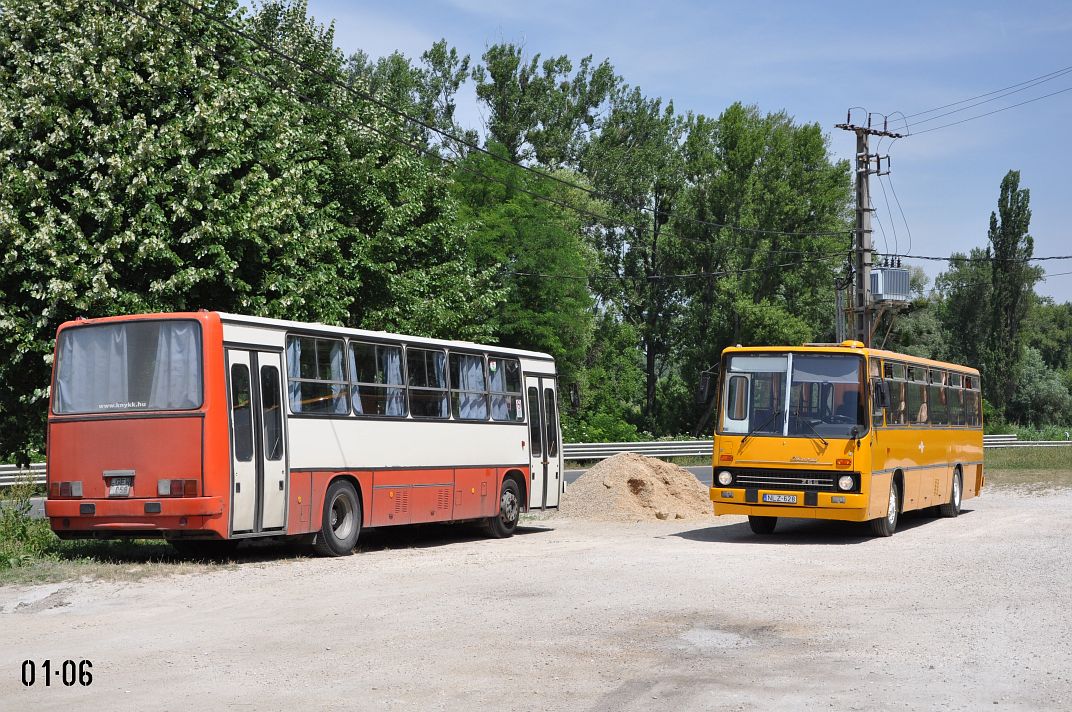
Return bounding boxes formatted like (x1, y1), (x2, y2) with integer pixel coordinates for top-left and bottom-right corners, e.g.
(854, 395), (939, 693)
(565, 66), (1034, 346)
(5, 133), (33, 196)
(299, 0), (1072, 302)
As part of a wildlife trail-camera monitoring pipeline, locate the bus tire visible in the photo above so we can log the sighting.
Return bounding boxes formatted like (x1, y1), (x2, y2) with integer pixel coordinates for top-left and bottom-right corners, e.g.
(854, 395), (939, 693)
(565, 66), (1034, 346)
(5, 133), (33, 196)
(748, 515), (777, 535)
(939, 469), (963, 518)
(314, 479), (361, 557)
(870, 480), (900, 537)
(485, 478), (521, 539)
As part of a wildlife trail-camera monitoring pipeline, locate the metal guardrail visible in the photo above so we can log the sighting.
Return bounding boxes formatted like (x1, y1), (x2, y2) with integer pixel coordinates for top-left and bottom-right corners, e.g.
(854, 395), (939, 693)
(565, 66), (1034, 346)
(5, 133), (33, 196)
(0, 463), (46, 487)
(563, 433), (1072, 461)
(0, 433), (1065, 486)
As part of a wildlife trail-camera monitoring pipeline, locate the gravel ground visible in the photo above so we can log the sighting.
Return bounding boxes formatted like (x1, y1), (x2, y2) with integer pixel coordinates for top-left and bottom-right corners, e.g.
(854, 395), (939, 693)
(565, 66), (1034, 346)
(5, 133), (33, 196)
(2, 482), (1070, 711)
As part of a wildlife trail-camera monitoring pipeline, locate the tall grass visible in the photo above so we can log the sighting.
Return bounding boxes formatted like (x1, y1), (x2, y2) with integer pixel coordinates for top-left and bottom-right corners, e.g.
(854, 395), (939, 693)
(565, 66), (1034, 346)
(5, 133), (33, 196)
(985, 446), (1072, 471)
(0, 476), (59, 569)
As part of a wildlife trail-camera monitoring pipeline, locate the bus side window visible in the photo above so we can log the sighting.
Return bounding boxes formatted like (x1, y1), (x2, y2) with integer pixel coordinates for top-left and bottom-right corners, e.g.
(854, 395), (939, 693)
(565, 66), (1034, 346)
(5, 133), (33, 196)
(906, 367), (927, 425)
(727, 375), (748, 421)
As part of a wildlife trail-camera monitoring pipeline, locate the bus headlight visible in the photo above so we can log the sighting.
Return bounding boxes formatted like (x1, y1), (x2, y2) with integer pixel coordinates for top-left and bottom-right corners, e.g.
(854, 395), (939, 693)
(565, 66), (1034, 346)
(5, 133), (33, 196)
(837, 475), (855, 491)
(717, 470), (734, 486)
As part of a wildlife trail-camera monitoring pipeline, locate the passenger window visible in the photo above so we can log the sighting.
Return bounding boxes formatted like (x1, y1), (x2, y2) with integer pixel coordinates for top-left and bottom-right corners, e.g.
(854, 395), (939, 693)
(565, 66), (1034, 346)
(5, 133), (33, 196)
(450, 353), (489, 420)
(286, 336), (349, 415)
(488, 358), (524, 421)
(407, 348), (448, 419)
(349, 341), (407, 417)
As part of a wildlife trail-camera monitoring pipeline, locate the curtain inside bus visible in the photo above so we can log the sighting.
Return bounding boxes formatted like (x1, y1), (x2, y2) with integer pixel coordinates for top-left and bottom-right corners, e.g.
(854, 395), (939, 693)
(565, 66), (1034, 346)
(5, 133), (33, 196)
(54, 321), (202, 414)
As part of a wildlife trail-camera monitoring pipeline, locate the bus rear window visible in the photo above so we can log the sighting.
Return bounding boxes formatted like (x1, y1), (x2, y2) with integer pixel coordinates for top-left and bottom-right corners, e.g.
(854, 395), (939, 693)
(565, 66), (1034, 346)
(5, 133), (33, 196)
(53, 321), (203, 414)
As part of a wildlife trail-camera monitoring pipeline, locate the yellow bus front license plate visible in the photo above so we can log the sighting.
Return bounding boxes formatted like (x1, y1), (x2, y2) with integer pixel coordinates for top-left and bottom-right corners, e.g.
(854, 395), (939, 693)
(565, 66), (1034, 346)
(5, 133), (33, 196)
(763, 494), (797, 504)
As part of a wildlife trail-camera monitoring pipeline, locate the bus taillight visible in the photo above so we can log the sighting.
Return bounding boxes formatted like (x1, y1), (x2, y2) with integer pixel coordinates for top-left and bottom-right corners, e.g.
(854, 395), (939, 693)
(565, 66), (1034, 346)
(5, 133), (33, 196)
(49, 481), (83, 499)
(157, 480), (198, 497)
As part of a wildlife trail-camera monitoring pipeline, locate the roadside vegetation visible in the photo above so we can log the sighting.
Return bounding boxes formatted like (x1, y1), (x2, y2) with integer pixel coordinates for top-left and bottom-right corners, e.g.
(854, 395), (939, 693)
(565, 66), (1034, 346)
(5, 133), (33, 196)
(0, 476), (222, 585)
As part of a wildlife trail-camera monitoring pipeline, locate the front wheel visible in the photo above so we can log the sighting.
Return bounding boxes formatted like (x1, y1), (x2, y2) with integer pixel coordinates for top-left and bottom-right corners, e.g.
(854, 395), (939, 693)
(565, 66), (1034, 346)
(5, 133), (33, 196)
(485, 478), (521, 539)
(939, 470), (963, 518)
(748, 515), (777, 535)
(314, 479), (361, 557)
(870, 481), (900, 537)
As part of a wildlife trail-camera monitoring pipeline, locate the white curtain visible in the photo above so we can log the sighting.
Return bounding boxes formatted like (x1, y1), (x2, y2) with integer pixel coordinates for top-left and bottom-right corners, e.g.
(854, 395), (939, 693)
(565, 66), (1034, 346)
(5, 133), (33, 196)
(457, 355), (487, 419)
(55, 324), (131, 413)
(148, 321), (201, 409)
(385, 348), (404, 416)
(55, 322), (201, 413)
(286, 337), (303, 413)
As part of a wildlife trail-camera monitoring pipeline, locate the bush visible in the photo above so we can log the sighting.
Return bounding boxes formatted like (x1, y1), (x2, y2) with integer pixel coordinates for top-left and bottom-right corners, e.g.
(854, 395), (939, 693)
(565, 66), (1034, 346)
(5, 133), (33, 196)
(0, 475), (59, 569)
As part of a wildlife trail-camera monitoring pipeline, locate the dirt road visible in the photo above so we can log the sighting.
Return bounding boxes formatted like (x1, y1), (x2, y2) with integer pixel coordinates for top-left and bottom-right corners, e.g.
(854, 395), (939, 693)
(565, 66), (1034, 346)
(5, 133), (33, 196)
(3, 486), (1071, 711)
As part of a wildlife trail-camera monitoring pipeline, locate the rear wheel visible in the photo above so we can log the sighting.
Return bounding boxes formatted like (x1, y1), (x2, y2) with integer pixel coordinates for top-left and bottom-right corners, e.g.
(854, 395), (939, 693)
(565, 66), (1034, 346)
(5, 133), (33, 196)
(939, 469), (963, 518)
(748, 515), (777, 535)
(870, 480), (900, 537)
(314, 480), (361, 557)
(485, 478), (520, 538)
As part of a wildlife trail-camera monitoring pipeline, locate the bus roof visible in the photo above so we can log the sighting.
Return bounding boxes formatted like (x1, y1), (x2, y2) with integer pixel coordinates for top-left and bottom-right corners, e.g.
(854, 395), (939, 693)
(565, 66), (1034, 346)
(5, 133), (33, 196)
(217, 312), (555, 362)
(56, 311), (557, 363)
(722, 342), (980, 376)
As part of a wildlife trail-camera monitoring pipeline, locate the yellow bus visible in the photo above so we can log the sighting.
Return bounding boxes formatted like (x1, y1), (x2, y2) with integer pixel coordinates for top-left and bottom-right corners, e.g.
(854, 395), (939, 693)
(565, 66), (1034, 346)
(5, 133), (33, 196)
(709, 341), (984, 536)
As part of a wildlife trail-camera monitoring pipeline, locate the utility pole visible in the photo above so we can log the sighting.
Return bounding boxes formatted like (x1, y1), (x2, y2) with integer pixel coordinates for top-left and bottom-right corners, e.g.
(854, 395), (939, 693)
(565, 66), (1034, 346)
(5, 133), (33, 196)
(835, 111), (902, 346)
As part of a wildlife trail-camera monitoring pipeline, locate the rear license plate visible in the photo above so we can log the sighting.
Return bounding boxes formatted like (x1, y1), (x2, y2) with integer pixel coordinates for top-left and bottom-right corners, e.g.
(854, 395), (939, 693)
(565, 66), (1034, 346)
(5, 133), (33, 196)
(763, 493), (797, 504)
(108, 477), (132, 497)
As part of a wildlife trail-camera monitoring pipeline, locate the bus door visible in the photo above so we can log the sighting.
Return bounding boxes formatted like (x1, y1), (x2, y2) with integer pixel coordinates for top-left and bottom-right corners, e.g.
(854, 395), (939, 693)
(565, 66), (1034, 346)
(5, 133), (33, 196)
(227, 349), (288, 534)
(525, 376), (561, 509)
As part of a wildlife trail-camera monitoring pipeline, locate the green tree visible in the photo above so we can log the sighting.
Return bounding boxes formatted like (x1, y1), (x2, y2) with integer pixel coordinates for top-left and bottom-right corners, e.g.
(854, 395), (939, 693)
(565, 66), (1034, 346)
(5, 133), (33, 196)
(472, 43), (616, 167)
(937, 171), (1042, 418)
(582, 86), (687, 433)
(673, 104), (852, 434)
(0, 0), (490, 461)
(1007, 347), (1072, 427)
(451, 144), (595, 391)
(985, 170), (1042, 411)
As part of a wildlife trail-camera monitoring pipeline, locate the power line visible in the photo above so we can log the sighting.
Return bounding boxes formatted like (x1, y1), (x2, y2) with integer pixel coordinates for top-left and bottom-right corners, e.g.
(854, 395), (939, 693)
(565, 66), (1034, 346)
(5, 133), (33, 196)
(882, 159), (913, 255)
(109, 0), (848, 275)
(909, 85), (1072, 136)
(505, 252), (846, 283)
(881, 252), (1072, 263)
(903, 64), (1072, 119)
(874, 175), (899, 258)
(906, 68), (1072, 128)
(159, 0), (850, 241)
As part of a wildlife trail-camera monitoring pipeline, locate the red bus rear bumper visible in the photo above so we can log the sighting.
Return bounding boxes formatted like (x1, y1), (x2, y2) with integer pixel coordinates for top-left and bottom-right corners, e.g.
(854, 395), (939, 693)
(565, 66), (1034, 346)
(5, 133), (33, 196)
(46, 497), (224, 533)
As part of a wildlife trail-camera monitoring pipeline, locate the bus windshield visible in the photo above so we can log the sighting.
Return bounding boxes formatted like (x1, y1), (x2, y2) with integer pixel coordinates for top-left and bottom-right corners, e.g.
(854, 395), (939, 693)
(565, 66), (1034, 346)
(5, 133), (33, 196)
(721, 353), (866, 439)
(53, 320), (203, 414)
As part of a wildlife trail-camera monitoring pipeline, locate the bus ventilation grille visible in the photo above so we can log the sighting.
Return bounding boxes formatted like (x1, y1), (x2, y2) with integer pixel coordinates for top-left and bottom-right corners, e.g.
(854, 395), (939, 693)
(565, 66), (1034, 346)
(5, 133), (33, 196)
(733, 469), (838, 492)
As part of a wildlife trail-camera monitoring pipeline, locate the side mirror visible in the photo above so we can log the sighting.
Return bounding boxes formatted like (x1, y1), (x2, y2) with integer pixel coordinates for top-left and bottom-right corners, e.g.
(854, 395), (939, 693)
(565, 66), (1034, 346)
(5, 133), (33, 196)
(873, 380), (890, 409)
(568, 383), (580, 411)
(695, 373), (712, 405)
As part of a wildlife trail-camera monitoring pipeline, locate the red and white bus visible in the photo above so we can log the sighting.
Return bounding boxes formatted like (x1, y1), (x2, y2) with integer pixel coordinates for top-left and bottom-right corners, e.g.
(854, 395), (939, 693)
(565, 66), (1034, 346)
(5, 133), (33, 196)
(44, 312), (563, 555)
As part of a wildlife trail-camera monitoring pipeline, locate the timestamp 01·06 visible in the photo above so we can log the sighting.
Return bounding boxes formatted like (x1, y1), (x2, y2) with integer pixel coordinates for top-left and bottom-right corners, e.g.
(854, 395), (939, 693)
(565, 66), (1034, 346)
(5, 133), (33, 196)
(21, 659), (93, 687)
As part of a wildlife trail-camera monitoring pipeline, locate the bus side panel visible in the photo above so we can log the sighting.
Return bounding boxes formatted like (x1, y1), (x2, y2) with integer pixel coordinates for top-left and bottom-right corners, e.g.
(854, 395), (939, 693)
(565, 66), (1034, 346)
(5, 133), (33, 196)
(454, 467), (496, 520)
(286, 470), (314, 535)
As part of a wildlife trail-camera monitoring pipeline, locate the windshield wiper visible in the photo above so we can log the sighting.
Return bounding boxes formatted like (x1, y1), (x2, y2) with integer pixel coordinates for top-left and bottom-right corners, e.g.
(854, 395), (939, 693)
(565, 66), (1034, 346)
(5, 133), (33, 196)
(796, 416), (829, 447)
(742, 410), (781, 445)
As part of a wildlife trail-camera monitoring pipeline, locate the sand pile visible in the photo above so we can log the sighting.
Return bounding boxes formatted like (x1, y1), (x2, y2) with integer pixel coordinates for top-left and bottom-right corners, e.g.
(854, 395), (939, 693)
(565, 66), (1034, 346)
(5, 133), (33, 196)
(559, 452), (713, 522)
